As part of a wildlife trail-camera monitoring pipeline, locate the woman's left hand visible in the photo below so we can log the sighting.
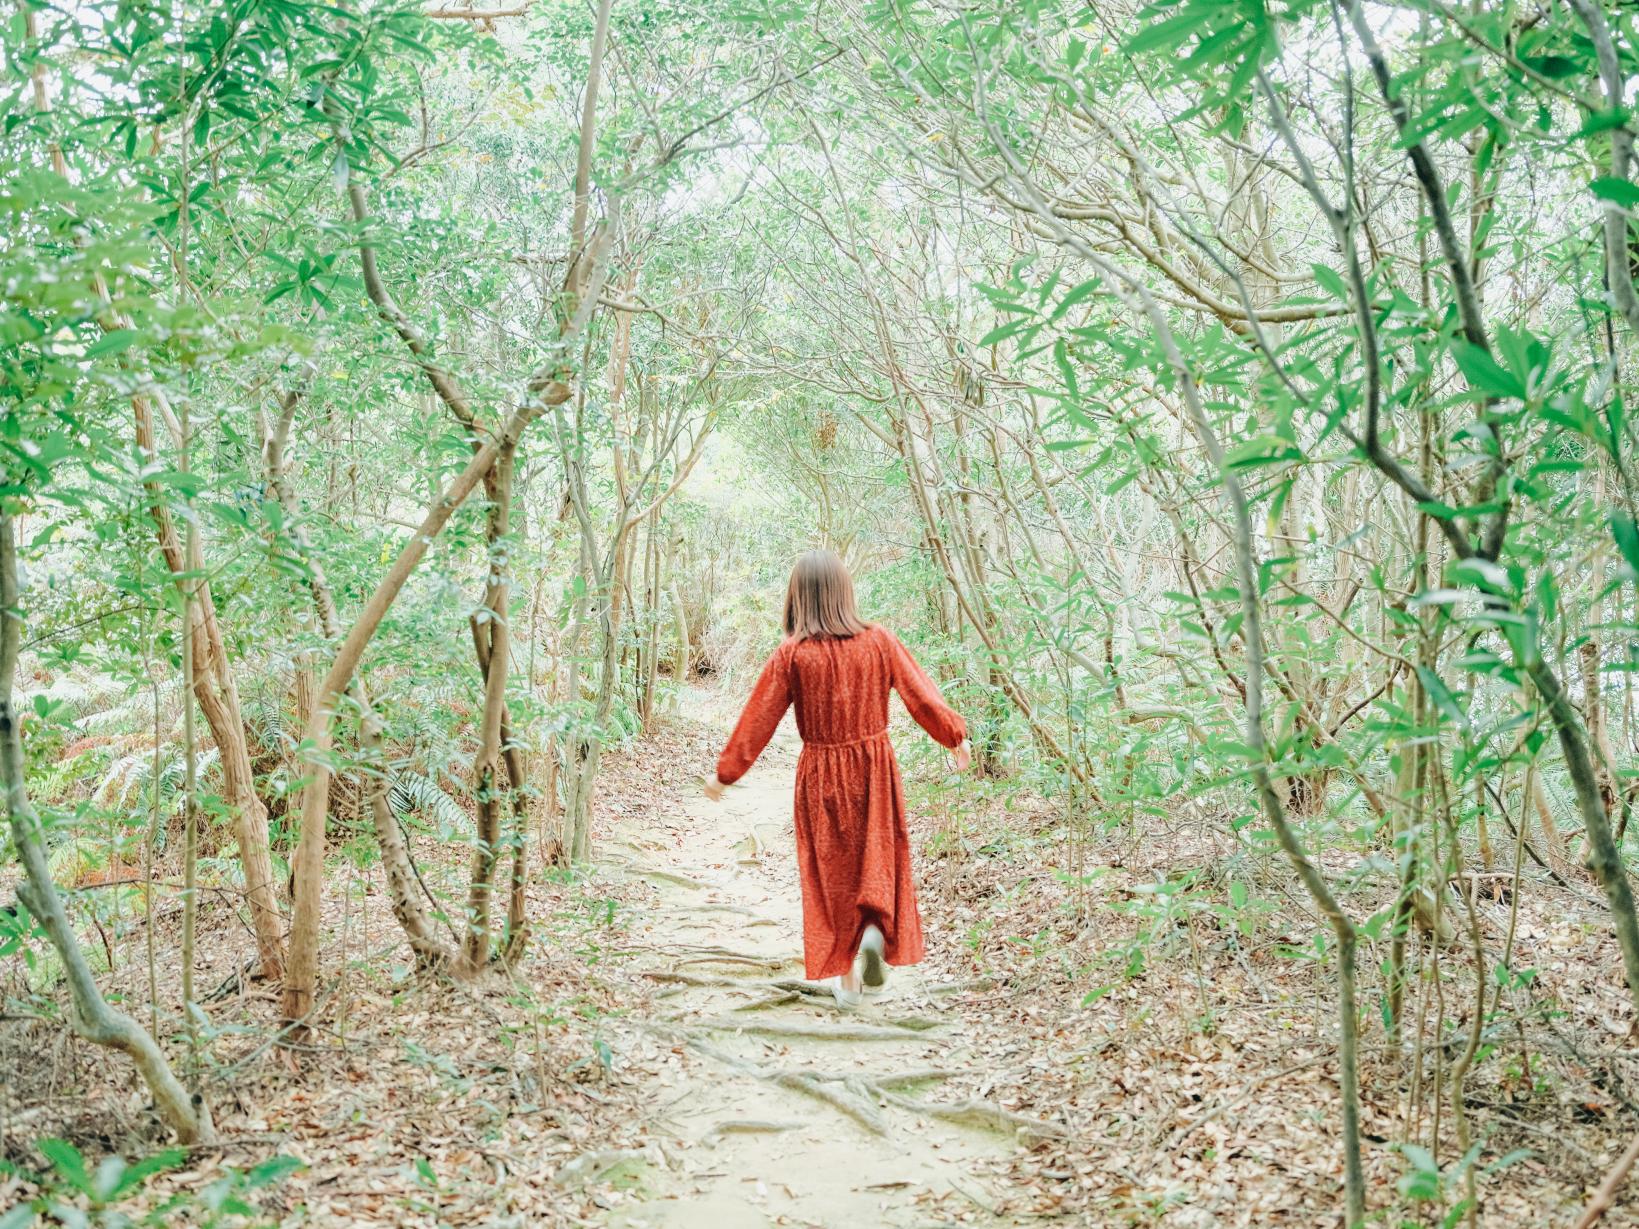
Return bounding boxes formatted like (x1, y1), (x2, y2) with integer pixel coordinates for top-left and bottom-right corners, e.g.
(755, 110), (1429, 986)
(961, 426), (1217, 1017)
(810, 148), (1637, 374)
(951, 739), (972, 773)
(702, 773), (727, 802)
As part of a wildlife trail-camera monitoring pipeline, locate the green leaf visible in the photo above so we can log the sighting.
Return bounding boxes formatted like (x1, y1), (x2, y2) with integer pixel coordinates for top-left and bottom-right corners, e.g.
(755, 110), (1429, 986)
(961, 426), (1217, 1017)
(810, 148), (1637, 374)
(109, 1148), (185, 1198)
(1311, 263), (1349, 301)
(1223, 435), (1301, 470)
(83, 329), (138, 359)
(1417, 666), (1469, 732)
(1591, 176), (1639, 208)
(1452, 344), (1523, 399)
(1416, 499), (1461, 521)
(1613, 512), (1639, 580)
(36, 1140), (88, 1194)
(1521, 53), (1581, 79)
(1576, 108), (1631, 138)
(1450, 556), (1516, 597)
(91, 1156), (128, 1202)
(1049, 278), (1103, 322)
(977, 318), (1032, 347)
(244, 1155), (304, 1188)
(1397, 1143), (1442, 1201)
(1126, 10), (1207, 56)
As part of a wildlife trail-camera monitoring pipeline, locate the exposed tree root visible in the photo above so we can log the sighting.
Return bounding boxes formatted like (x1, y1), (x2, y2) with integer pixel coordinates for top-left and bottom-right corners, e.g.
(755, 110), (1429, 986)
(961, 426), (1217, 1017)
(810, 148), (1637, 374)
(880, 1092), (1065, 1139)
(647, 970), (951, 1028)
(679, 1032), (1038, 1143)
(865, 1014), (945, 1032)
(629, 866), (710, 891)
(684, 1039), (888, 1135)
(703, 1119), (801, 1138)
(699, 1018), (943, 1042)
(642, 970), (754, 988)
(868, 1068), (960, 1088)
(671, 950), (786, 970)
(662, 904), (778, 926)
(664, 946), (795, 974)
(675, 954), (791, 972)
(732, 992), (801, 1012)
(771, 1071), (886, 1135)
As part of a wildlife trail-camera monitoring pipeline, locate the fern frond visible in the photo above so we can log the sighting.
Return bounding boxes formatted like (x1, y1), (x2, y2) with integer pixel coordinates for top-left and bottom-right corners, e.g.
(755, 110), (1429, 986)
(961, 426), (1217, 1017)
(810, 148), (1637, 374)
(388, 771), (470, 837)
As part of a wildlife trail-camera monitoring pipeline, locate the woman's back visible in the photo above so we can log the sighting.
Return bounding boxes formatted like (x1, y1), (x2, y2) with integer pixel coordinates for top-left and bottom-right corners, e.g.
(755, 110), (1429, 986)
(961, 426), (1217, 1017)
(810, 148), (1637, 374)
(785, 625), (897, 745)
(717, 624), (965, 785)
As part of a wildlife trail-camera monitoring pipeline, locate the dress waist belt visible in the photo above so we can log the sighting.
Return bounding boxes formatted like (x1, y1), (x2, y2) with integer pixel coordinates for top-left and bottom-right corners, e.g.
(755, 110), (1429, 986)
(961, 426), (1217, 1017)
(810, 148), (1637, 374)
(803, 729), (889, 749)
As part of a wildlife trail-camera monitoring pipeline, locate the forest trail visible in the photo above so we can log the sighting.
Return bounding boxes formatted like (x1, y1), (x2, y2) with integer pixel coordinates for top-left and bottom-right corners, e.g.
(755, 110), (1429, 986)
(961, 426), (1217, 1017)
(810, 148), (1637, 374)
(593, 706), (1020, 1228)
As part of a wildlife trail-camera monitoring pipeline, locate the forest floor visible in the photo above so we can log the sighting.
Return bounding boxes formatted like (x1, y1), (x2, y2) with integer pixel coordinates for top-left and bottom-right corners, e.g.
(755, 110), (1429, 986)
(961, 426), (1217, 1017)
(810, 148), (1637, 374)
(4, 692), (1639, 1226)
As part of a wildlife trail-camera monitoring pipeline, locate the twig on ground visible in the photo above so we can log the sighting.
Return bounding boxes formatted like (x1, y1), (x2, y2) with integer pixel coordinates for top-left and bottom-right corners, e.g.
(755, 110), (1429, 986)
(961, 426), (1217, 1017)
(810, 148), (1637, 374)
(1574, 1133), (1639, 1229)
(553, 1147), (644, 1189)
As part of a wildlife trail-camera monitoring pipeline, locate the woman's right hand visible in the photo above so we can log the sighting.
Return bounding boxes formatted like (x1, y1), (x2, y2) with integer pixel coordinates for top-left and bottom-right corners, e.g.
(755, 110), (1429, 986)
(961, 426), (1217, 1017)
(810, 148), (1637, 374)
(702, 773), (727, 802)
(951, 739), (972, 773)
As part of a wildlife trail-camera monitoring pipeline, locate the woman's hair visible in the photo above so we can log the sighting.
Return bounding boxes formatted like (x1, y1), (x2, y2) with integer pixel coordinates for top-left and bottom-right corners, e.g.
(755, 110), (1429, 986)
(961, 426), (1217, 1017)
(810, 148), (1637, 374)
(784, 549), (869, 641)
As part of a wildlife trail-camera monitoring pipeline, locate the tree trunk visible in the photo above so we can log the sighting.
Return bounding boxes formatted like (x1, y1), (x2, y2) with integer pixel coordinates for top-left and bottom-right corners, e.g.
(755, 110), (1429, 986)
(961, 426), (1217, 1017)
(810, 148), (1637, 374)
(564, 521), (632, 863)
(0, 511), (212, 1145)
(640, 510), (663, 730)
(134, 391), (285, 982)
(460, 443), (518, 972)
(262, 393), (452, 971)
(1529, 660), (1639, 1014)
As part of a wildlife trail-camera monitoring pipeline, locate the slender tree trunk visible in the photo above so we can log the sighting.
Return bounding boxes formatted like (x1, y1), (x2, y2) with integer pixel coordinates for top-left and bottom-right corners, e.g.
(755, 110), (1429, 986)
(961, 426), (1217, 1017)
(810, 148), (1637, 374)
(261, 397), (452, 970)
(640, 509), (662, 730)
(461, 444), (518, 972)
(1529, 660), (1639, 1011)
(670, 573), (690, 698)
(1581, 626), (1620, 833)
(565, 521), (633, 863)
(0, 511), (212, 1144)
(1530, 770), (1570, 875)
(134, 392), (286, 981)
(178, 403), (201, 1072)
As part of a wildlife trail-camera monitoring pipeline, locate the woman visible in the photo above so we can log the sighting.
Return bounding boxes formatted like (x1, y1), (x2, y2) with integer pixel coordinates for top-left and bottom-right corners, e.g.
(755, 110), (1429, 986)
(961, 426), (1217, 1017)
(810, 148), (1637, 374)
(703, 550), (970, 1008)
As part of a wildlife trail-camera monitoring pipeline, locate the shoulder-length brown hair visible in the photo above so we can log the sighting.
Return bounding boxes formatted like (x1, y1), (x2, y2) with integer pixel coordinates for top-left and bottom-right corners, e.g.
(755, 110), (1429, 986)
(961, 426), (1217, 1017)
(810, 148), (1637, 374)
(784, 550), (869, 641)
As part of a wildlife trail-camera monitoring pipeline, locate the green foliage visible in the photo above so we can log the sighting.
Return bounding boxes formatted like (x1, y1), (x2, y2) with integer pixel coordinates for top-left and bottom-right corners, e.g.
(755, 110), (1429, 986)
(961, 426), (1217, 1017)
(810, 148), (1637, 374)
(1, 1139), (301, 1228)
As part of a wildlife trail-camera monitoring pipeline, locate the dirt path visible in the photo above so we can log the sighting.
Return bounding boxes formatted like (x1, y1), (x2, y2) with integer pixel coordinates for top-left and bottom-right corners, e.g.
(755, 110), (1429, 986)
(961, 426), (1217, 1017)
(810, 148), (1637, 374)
(593, 715), (1030, 1228)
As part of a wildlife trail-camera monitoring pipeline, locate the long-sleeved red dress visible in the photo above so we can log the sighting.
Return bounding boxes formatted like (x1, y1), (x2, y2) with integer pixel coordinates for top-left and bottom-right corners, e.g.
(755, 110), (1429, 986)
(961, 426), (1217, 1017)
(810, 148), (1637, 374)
(716, 624), (966, 980)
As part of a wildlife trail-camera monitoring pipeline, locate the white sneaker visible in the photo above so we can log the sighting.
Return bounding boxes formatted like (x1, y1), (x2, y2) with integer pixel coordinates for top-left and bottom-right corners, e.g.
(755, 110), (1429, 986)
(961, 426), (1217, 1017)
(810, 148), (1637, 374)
(828, 976), (863, 1010)
(858, 924), (887, 991)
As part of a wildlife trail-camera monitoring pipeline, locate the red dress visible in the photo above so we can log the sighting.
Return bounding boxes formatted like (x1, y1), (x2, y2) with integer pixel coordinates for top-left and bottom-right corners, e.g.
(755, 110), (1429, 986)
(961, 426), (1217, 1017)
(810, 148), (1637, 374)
(716, 624), (966, 980)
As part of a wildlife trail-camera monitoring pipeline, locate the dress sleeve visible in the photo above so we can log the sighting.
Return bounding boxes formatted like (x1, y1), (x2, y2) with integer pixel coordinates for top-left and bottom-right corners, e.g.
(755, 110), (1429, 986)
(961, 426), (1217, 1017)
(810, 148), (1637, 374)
(886, 630), (966, 749)
(716, 643), (792, 785)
